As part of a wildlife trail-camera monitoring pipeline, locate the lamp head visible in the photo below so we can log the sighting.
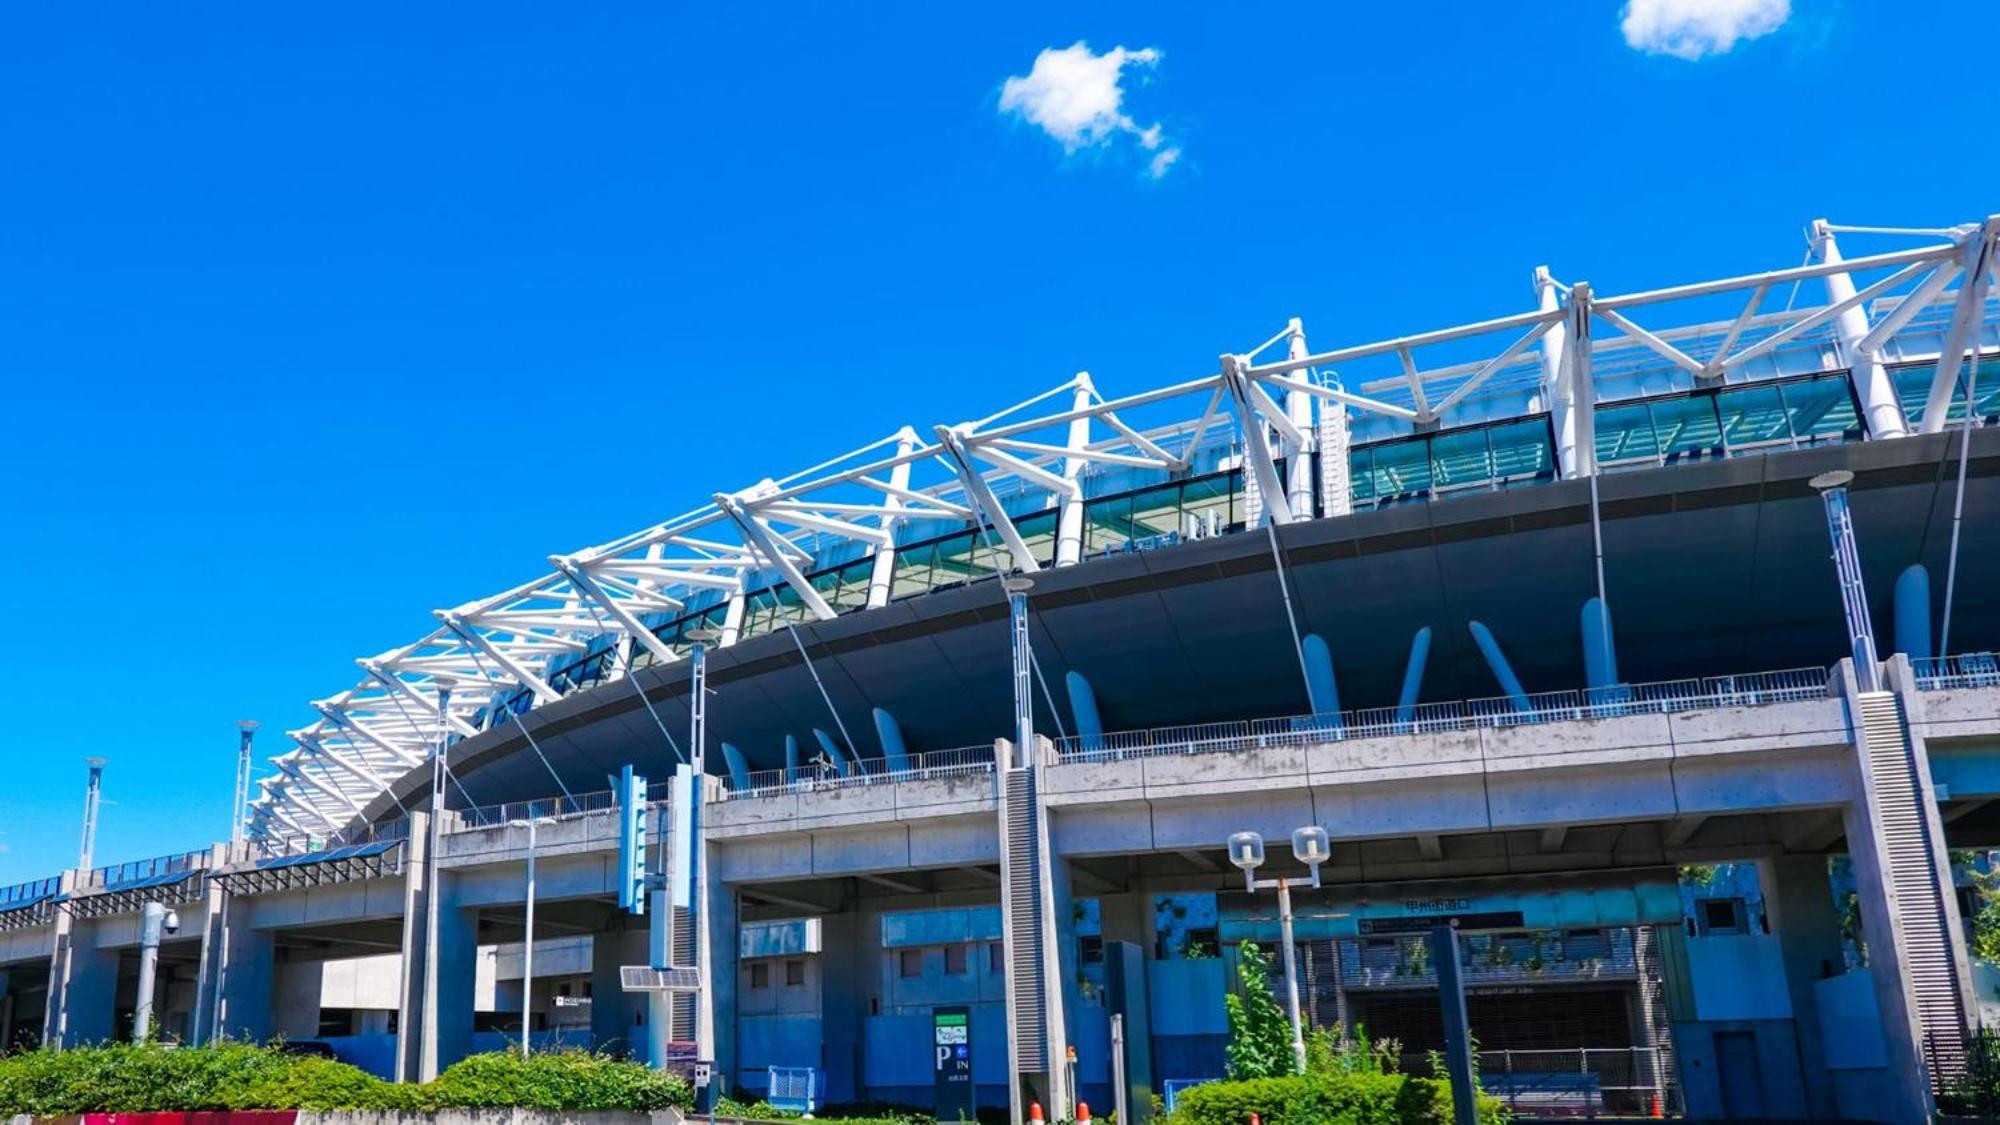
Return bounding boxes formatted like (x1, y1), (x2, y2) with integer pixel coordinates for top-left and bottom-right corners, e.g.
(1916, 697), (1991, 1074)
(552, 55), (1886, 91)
(1002, 576), (1035, 594)
(1291, 825), (1331, 866)
(1227, 831), (1266, 872)
(1809, 470), (1854, 493)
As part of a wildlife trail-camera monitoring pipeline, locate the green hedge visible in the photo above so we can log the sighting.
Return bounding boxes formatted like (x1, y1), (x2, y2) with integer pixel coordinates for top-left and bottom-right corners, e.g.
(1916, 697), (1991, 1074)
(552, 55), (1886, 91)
(0, 1043), (688, 1116)
(1169, 1072), (1506, 1125)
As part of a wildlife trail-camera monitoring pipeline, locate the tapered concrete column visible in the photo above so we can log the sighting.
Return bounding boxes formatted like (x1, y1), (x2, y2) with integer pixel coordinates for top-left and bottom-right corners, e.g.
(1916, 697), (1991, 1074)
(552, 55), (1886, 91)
(394, 809), (434, 1083)
(45, 908), (118, 1047)
(1760, 854), (1848, 1120)
(432, 900), (478, 1072)
(273, 958), (323, 1039)
(816, 908), (866, 1104)
(591, 924), (648, 1057)
(704, 871), (740, 1099)
(207, 899), (275, 1043)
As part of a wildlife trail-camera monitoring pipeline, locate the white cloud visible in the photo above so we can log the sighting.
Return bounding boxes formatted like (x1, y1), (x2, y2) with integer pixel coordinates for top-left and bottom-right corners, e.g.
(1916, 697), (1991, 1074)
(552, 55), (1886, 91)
(1621, 0), (1790, 60)
(1000, 41), (1180, 179)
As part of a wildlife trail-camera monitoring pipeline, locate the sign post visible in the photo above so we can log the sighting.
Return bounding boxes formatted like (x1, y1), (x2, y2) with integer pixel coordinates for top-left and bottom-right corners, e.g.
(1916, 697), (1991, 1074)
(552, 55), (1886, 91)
(1430, 924), (1478, 1125)
(933, 1005), (974, 1123)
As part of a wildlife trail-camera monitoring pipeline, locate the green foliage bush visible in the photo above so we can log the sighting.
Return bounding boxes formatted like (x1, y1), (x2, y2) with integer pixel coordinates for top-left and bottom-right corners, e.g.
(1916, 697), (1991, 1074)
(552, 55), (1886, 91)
(1223, 942), (1295, 1081)
(428, 1049), (690, 1111)
(0, 1042), (689, 1116)
(1168, 1071), (1505, 1125)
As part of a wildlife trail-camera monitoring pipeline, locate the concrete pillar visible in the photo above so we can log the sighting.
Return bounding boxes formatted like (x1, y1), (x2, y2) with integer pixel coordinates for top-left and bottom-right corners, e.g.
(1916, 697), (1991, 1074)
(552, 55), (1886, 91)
(45, 909), (118, 1047)
(209, 906), (276, 1043)
(705, 875), (740, 1100)
(591, 924), (648, 1058)
(427, 901), (478, 1073)
(1762, 855), (1847, 1120)
(395, 809), (435, 1083)
(817, 907), (867, 1104)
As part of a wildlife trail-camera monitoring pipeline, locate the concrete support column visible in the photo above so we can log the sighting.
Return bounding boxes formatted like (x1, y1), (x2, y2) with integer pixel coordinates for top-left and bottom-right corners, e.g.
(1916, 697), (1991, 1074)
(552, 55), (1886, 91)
(395, 809), (434, 1083)
(208, 904), (275, 1043)
(816, 907), (866, 1104)
(705, 873), (740, 1100)
(1761, 854), (1848, 1120)
(45, 912), (118, 1048)
(432, 901), (478, 1073)
(591, 924), (648, 1058)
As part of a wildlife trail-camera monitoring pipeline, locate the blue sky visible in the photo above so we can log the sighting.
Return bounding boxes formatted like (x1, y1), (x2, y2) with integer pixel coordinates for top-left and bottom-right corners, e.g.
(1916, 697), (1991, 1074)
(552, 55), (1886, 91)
(0, 1), (1992, 881)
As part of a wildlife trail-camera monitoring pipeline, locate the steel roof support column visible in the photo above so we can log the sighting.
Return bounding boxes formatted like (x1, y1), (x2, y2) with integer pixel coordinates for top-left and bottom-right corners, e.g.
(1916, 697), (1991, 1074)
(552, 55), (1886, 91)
(1814, 220), (1911, 439)
(1537, 267), (1596, 479)
(553, 557), (682, 666)
(1565, 283), (1599, 478)
(865, 431), (919, 605)
(1221, 354), (1295, 525)
(1283, 321), (1317, 519)
(1919, 218), (1998, 435)
(1054, 377), (1094, 565)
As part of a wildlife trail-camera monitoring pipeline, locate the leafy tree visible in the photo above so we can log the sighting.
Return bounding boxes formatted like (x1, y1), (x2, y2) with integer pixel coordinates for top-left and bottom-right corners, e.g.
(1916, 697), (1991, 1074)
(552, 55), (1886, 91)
(1224, 941), (1296, 1080)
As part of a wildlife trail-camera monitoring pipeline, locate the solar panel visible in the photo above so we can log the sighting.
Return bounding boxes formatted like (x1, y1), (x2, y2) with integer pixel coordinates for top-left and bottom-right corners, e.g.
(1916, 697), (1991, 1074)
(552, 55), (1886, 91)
(620, 966), (700, 992)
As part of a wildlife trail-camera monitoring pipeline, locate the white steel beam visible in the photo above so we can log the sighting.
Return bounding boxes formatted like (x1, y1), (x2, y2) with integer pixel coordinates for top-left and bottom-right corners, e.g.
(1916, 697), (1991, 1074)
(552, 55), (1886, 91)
(1283, 321), (1316, 517)
(550, 556), (682, 666)
(1813, 220), (1911, 439)
(716, 495), (839, 620)
(1221, 354), (1295, 525)
(437, 612), (564, 704)
(359, 661), (480, 738)
(866, 431), (918, 606)
(934, 427), (1043, 573)
(1055, 376), (1093, 566)
(311, 703), (426, 767)
(1920, 220), (1999, 435)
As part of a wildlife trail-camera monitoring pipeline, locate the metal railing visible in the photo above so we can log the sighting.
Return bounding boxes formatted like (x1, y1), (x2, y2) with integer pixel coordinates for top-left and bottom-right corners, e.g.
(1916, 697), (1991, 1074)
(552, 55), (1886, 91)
(456, 788), (617, 829)
(1913, 652), (2000, 691)
(1405, 1048), (1670, 1118)
(77, 848), (210, 893)
(725, 744), (996, 800)
(251, 816), (411, 862)
(1341, 929), (1639, 989)
(1052, 666), (1830, 763)
(0, 876), (61, 911)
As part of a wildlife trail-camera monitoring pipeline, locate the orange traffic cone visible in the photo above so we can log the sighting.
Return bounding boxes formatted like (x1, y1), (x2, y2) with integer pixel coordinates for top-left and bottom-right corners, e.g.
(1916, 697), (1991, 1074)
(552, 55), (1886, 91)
(1077, 1104), (1091, 1123)
(1649, 1092), (1664, 1118)
(1029, 1102), (1044, 1123)
(1248, 1114), (1261, 1125)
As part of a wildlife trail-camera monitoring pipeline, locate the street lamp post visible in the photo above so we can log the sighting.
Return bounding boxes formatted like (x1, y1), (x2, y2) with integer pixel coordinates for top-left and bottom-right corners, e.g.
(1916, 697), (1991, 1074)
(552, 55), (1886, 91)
(1810, 470), (1881, 691)
(686, 627), (722, 1110)
(1002, 577), (1035, 757)
(132, 900), (180, 1042)
(1226, 826), (1331, 1074)
(515, 815), (556, 1055)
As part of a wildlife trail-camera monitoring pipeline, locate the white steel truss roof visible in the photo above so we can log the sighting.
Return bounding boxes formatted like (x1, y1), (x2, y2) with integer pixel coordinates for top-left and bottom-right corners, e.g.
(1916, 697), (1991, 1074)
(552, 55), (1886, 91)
(248, 215), (2000, 841)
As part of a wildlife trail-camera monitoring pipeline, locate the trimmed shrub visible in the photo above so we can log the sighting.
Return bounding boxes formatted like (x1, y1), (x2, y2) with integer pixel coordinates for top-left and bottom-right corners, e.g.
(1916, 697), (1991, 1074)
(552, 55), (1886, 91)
(1170, 1075), (1312, 1125)
(1169, 1072), (1507, 1125)
(216, 1055), (420, 1112)
(427, 1048), (691, 1111)
(0, 1042), (298, 1115)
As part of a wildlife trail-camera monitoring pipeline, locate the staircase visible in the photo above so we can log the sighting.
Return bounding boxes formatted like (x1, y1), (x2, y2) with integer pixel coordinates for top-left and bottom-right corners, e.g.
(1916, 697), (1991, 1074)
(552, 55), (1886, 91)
(1856, 691), (1968, 1076)
(1000, 768), (1048, 1071)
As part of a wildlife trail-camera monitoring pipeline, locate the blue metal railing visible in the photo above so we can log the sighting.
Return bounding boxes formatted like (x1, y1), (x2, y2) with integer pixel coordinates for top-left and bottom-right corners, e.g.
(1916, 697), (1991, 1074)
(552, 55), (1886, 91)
(1913, 653), (2000, 691)
(78, 848), (209, 893)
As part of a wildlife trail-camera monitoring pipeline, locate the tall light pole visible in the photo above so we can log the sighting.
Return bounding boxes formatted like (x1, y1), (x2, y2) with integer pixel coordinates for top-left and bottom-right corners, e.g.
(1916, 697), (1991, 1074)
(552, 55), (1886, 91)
(78, 758), (106, 871)
(515, 815), (555, 1055)
(686, 627), (721, 1110)
(418, 679), (454, 1083)
(1810, 470), (1881, 691)
(1226, 825), (1331, 1075)
(232, 722), (258, 847)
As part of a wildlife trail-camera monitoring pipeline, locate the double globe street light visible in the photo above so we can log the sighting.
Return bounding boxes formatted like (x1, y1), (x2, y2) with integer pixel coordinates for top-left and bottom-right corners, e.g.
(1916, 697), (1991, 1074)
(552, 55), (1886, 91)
(1226, 825), (1331, 1074)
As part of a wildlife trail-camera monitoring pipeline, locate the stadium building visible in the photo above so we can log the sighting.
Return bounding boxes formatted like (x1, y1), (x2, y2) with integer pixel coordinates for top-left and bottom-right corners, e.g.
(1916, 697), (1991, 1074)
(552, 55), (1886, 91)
(4, 215), (2000, 1122)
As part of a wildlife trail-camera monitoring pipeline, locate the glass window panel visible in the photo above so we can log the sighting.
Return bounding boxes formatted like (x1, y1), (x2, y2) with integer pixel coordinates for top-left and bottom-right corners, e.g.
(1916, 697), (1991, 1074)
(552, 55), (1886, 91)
(1897, 360), (2000, 429)
(1127, 481), (1184, 539)
(1180, 473), (1234, 535)
(891, 541), (937, 600)
(1649, 396), (1722, 461)
(1014, 510), (1059, 566)
(1716, 385), (1792, 452)
(1369, 437), (1432, 501)
(1594, 402), (1659, 468)
(1086, 494), (1134, 552)
(1778, 375), (1859, 444)
(1348, 449), (1375, 505)
(1487, 419), (1553, 484)
(1428, 428), (1493, 492)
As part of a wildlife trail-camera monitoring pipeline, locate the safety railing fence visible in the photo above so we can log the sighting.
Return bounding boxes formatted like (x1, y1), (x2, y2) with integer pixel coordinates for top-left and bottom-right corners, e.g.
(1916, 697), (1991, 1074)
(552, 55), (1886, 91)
(1053, 665), (1831, 764)
(77, 848), (211, 893)
(1913, 652), (2000, 692)
(1934, 1027), (2000, 1116)
(727, 744), (996, 800)
(455, 788), (617, 830)
(252, 816), (411, 862)
(0, 875), (61, 910)
(1402, 1048), (1671, 1118)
